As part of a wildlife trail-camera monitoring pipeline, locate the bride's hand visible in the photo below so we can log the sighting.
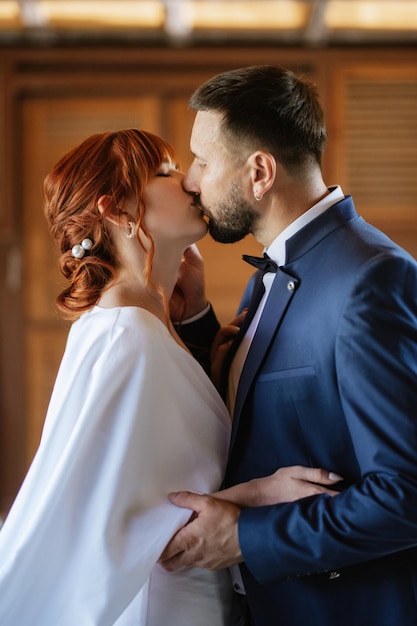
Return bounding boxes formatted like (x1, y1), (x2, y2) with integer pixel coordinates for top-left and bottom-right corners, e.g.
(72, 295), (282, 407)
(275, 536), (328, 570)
(213, 465), (343, 507)
(170, 245), (207, 322)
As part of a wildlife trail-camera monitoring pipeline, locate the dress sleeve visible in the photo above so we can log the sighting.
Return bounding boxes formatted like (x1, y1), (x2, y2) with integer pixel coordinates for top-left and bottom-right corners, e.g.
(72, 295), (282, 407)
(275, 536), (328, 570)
(0, 311), (230, 625)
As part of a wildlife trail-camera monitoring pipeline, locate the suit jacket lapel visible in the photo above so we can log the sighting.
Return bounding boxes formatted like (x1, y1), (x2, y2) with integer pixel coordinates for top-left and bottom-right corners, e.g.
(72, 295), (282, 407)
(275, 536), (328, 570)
(228, 196), (358, 451)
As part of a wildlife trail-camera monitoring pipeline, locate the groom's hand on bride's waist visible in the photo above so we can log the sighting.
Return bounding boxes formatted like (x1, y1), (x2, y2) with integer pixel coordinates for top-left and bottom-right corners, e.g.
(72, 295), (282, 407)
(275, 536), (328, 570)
(159, 491), (243, 571)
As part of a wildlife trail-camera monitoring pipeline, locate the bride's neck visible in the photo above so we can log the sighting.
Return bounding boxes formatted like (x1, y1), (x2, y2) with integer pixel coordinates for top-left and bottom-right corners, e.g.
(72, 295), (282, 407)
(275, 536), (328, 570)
(99, 276), (164, 313)
(101, 253), (180, 317)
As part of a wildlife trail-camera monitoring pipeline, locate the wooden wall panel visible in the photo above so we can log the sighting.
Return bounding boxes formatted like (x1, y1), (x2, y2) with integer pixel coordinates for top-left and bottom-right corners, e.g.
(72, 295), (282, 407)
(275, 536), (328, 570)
(0, 63), (6, 235)
(0, 55), (25, 514)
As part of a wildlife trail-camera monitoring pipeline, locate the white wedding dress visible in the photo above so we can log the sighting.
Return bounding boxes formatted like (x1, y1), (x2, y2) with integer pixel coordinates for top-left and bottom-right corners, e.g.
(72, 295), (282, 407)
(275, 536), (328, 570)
(0, 306), (236, 625)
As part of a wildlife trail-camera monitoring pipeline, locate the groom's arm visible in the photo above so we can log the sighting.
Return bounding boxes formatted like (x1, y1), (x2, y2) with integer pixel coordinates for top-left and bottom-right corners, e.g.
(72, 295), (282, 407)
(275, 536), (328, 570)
(174, 304), (220, 373)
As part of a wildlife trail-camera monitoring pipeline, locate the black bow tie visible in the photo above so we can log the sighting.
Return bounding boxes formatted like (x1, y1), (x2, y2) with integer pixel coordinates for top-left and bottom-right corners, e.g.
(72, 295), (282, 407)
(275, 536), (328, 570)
(242, 253), (278, 273)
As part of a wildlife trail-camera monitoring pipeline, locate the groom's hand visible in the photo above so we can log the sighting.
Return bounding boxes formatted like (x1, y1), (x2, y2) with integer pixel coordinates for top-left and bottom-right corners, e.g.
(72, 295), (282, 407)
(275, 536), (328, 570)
(159, 491), (243, 571)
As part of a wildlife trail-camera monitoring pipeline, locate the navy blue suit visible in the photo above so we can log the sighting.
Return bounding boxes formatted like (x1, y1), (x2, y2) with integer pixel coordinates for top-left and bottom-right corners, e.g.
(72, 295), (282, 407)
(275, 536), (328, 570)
(183, 196), (417, 625)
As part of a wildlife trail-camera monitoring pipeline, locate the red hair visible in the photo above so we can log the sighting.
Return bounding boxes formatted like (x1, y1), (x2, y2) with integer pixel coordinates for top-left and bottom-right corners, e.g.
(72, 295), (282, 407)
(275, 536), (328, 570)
(44, 129), (177, 318)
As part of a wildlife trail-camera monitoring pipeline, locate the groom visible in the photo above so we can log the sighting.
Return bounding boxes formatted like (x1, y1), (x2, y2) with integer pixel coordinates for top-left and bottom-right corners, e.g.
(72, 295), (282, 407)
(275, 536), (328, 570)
(164, 65), (417, 626)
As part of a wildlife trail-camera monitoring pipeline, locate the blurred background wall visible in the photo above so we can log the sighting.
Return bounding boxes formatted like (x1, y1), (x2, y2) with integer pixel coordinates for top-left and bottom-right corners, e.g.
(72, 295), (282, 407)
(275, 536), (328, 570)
(1, 0), (417, 515)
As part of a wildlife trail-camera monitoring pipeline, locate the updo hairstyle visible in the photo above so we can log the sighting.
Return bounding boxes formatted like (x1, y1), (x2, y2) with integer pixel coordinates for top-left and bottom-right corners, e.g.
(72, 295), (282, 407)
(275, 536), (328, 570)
(44, 128), (177, 319)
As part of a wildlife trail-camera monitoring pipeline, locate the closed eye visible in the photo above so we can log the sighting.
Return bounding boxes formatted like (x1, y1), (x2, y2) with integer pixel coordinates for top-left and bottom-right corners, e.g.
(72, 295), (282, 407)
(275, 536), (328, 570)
(157, 160), (178, 177)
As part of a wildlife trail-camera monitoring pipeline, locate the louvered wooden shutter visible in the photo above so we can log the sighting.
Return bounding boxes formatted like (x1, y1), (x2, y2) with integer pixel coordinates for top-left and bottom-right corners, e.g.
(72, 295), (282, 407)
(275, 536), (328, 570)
(337, 66), (417, 257)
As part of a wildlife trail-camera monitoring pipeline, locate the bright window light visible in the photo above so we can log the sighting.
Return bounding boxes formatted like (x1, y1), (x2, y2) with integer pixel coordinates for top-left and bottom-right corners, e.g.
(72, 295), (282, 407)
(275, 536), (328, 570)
(326, 1), (417, 30)
(39, 0), (164, 29)
(192, 1), (308, 30)
(0, 1), (21, 24)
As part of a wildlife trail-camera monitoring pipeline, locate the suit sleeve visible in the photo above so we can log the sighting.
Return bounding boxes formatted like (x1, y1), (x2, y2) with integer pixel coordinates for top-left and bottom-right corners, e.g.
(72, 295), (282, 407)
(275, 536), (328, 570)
(174, 273), (259, 373)
(174, 304), (220, 373)
(238, 253), (417, 584)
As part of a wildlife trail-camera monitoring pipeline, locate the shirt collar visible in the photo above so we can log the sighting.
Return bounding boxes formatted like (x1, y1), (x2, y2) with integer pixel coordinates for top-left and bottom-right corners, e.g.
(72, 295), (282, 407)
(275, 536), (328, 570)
(265, 185), (345, 266)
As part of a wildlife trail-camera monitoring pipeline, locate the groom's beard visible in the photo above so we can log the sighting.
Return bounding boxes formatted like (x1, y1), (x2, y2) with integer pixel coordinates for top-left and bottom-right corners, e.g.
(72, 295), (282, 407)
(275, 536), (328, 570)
(199, 182), (258, 244)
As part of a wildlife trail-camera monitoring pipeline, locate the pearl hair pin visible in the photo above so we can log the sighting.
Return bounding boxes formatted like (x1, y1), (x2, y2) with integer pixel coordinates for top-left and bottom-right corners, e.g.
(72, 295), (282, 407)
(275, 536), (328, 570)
(71, 238), (93, 259)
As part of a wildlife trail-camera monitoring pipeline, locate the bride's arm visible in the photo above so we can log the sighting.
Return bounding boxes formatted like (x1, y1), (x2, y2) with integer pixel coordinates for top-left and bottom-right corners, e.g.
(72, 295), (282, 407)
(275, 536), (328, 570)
(212, 466), (343, 507)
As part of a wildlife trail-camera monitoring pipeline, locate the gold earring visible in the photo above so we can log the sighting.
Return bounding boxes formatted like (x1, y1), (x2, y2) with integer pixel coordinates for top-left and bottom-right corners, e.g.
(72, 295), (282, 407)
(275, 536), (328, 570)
(126, 221), (137, 239)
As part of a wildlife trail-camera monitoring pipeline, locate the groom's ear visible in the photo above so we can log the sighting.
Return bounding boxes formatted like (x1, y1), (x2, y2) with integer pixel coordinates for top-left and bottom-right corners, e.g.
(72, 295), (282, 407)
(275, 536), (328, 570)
(247, 151), (276, 199)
